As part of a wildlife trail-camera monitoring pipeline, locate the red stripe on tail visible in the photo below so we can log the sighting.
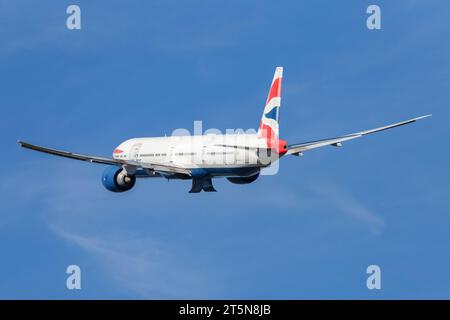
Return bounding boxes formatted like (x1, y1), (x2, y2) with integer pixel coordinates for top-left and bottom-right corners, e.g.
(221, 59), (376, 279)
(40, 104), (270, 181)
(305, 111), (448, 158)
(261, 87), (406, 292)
(265, 77), (282, 105)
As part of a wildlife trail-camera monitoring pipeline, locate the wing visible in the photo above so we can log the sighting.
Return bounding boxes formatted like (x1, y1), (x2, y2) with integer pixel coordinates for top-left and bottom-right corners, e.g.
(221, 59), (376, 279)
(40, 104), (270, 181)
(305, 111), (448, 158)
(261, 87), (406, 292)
(286, 115), (431, 155)
(18, 141), (191, 176)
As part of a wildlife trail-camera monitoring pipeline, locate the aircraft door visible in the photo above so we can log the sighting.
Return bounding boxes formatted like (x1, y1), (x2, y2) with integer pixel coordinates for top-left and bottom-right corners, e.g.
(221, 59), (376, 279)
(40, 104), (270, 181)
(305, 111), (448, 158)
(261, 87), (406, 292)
(129, 143), (142, 162)
(169, 146), (175, 163)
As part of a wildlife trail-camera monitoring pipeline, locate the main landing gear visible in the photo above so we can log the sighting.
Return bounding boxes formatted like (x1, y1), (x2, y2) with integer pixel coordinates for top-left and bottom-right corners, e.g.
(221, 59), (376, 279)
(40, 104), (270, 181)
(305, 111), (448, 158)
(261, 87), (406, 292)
(189, 177), (217, 193)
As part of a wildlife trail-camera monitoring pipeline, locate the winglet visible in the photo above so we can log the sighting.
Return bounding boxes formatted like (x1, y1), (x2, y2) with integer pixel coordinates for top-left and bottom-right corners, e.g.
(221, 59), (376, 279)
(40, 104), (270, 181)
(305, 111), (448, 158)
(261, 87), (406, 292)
(414, 114), (432, 121)
(18, 140), (33, 148)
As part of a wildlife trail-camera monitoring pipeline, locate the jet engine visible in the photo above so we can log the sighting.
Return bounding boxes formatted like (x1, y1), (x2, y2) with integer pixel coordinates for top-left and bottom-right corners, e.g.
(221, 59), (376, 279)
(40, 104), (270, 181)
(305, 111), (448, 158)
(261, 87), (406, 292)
(101, 166), (136, 192)
(227, 173), (260, 184)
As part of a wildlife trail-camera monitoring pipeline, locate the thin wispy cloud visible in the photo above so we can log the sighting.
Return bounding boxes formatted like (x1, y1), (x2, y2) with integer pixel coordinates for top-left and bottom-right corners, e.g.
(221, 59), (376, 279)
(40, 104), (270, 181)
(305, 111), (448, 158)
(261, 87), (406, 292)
(0, 161), (207, 298)
(311, 182), (384, 235)
(51, 225), (207, 299)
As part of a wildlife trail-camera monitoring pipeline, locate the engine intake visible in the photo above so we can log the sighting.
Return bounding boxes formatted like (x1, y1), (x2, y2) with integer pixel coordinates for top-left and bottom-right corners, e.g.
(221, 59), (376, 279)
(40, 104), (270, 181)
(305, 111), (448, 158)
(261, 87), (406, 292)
(102, 166), (136, 192)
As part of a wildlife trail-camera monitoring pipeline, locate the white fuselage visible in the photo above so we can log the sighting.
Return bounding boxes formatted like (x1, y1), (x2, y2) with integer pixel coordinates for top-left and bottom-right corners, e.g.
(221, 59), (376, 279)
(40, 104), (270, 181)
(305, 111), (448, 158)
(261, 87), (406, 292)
(113, 134), (277, 177)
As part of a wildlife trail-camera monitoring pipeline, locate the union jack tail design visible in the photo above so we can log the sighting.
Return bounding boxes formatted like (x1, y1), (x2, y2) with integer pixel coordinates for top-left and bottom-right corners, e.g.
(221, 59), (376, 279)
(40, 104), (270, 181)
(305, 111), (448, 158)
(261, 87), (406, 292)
(257, 67), (283, 143)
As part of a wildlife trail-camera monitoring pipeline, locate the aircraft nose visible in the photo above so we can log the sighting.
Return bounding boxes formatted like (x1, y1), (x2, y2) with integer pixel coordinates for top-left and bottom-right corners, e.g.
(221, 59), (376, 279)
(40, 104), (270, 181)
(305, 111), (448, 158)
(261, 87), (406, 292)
(112, 145), (125, 158)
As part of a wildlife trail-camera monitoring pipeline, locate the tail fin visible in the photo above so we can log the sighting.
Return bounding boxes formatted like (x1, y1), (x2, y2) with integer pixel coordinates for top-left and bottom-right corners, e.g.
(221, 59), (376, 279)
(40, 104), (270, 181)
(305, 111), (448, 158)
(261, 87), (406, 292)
(257, 67), (283, 141)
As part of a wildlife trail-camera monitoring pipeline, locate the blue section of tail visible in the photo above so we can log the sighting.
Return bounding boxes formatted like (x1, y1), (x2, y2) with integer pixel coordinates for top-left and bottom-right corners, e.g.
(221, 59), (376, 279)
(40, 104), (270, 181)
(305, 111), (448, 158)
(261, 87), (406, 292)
(264, 107), (278, 121)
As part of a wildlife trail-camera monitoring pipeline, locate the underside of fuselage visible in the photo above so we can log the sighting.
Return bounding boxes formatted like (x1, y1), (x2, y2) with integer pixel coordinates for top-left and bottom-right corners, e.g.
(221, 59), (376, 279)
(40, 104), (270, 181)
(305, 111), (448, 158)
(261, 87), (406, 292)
(137, 165), (262, 193)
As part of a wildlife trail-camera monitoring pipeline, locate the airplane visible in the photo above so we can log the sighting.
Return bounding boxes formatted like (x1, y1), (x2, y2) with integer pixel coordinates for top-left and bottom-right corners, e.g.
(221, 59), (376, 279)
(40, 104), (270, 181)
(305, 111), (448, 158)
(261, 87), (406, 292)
(18, 67), (431, 193)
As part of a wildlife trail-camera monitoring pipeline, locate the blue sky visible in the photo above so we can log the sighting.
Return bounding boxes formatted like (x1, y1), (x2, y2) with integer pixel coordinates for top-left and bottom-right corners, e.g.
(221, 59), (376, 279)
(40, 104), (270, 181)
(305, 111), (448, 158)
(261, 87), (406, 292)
(1, 0), (449, 299)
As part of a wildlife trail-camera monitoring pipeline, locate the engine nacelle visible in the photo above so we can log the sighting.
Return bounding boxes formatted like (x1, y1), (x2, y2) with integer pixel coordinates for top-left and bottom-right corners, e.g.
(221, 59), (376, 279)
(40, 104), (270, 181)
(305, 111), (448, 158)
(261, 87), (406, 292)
(227, 173), (259, 185)
(102, 166), (136, 192)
